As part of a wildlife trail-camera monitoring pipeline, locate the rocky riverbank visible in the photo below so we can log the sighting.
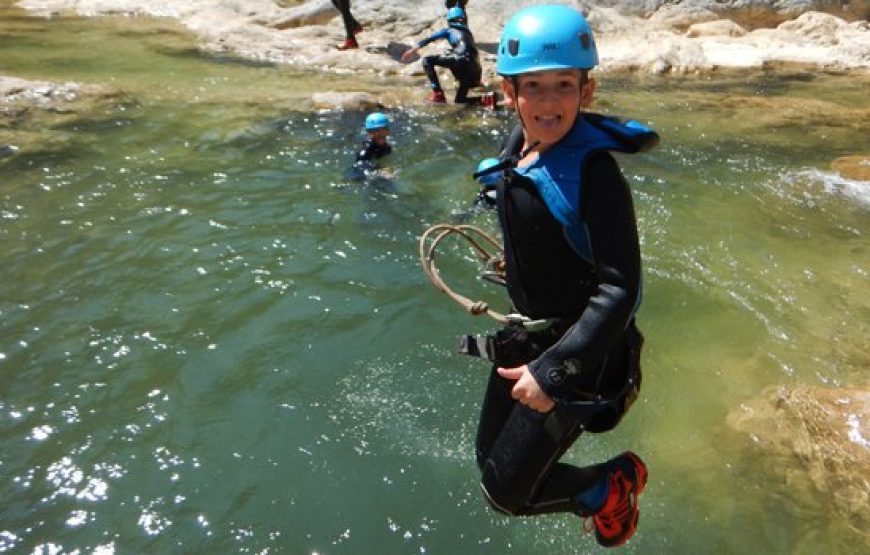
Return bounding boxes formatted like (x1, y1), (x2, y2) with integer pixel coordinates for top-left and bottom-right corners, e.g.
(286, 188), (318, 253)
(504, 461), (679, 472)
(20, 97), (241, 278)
(14, 0), (870, 76)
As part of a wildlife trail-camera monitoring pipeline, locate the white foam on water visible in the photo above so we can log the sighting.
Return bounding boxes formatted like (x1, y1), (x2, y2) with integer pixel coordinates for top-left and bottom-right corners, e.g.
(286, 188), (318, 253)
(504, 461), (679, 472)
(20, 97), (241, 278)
(846, 413), (869, 449)
(787, 168), (870, 207)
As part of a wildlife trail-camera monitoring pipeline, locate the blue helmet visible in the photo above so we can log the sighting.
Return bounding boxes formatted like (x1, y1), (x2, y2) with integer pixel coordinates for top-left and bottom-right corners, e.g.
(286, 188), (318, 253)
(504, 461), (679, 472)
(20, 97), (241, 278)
(364, 112), (389, 131)
(496, 5), (598, 76)
(447, 6), (466, 23)
(475, 158), (501, 187)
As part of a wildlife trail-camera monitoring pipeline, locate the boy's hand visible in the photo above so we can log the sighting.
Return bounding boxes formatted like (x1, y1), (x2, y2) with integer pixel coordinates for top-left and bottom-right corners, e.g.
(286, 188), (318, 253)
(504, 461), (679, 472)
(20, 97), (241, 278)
(497, 365), (555, 413)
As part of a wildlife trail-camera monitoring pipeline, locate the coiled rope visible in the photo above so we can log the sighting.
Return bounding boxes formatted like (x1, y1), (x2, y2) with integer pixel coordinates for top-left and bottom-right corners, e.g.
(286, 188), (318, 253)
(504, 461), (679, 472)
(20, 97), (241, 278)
(419, 224), (510, 325)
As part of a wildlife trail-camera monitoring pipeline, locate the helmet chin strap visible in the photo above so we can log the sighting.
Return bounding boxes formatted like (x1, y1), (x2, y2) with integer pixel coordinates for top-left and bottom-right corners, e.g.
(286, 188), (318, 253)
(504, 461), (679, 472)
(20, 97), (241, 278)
(506, 76), (533, 151)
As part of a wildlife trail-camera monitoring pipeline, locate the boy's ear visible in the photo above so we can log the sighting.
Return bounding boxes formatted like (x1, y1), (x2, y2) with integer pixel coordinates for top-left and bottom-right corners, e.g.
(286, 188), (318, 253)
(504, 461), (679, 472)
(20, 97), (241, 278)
(580, 77), (597, 109)
(500, 78), (516, 110)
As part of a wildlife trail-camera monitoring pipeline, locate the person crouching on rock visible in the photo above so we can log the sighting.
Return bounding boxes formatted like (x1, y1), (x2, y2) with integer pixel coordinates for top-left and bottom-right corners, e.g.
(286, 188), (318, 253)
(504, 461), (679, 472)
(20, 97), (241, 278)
(400, 6), (482, 105)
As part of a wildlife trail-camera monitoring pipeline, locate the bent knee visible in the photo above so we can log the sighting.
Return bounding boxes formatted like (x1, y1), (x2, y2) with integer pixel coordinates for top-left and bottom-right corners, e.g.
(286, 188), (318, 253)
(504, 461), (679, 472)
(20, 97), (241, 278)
(480, 463), (527, 516)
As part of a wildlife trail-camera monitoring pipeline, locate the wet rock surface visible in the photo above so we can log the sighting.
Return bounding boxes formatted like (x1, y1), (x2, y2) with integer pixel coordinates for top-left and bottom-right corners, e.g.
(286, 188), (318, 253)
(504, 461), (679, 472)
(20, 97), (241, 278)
(727, 385), (870, 537)
(15, 0), (870, 75)
(1, 76), (127, 157)
(832, 155), (870, 181)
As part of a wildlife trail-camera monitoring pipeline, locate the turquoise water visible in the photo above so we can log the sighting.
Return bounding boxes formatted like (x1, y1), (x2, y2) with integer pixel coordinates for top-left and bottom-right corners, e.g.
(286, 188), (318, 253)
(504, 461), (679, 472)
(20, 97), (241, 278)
(2, 4), (869, 554)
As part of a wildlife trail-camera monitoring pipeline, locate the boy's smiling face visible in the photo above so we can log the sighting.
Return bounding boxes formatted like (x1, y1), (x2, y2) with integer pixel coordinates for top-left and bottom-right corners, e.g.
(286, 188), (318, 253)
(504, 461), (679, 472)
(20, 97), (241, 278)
(502, 69), (596, 150)
(368, 128), (389, 145)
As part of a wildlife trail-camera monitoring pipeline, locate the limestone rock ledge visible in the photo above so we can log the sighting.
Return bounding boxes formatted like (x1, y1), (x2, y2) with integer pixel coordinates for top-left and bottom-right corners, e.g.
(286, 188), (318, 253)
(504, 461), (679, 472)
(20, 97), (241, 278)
(1, 76), (126, 156)
(15, 0), (870, 75)
(727, 385), (870, 537)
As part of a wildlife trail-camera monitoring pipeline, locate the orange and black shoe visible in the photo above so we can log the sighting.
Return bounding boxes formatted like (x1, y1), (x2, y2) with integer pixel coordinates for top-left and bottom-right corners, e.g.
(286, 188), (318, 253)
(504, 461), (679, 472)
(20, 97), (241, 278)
(427, 90), (447, 104)
(336, 37), (358, 50)
(588, 451), (648, 548)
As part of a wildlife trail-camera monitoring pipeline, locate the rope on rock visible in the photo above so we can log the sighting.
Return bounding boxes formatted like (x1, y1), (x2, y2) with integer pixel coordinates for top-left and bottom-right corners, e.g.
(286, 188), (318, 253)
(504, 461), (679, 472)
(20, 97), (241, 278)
(419, 224), (509, 325)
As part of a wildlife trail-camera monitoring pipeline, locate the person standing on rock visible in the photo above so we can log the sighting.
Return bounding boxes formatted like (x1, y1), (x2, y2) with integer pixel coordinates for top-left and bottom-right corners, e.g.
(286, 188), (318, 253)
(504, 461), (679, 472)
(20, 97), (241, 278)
(465, 4), (658, 548)
(332, 0), (363, 50)
(400, 6), (482, 104)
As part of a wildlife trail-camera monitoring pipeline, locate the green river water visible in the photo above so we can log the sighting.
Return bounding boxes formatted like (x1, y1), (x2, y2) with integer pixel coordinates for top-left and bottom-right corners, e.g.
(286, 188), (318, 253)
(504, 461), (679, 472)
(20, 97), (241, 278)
(1, 4), (868, 554)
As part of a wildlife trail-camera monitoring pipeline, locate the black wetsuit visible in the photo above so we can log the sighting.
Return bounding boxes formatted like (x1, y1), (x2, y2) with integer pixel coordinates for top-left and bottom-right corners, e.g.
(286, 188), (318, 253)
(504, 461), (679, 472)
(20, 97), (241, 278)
(355, 139), (391, 164)
(331, 0), (360, 40)
(418, 23), (482, 104)
(475, 123), (644, 516)
(445, 0), (467, 7)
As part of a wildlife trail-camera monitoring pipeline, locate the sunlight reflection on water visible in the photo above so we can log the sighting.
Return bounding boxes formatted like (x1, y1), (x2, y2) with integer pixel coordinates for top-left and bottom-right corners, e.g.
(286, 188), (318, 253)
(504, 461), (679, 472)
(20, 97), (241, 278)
(1, 9), (868, 554)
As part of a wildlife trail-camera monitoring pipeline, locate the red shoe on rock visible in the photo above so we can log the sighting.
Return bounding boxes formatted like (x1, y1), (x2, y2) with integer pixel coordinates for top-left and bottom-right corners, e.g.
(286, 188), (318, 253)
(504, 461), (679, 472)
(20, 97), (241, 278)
(479, 91), (498, 110)
(336, 38), (358, 50)
(427, 90), (447, 104)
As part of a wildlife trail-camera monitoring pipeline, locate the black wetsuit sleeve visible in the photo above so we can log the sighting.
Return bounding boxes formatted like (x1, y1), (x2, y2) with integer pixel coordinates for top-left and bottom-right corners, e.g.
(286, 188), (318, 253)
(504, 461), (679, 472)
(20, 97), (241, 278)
(355, 140), (375, 163)
(527, 152), (642, 400)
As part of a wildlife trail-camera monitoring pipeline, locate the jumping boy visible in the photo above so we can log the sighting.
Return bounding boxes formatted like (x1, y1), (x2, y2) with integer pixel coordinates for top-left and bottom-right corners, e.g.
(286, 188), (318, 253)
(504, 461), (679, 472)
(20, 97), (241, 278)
(467, 4), (658, 548)
(400, 7), (482, 104)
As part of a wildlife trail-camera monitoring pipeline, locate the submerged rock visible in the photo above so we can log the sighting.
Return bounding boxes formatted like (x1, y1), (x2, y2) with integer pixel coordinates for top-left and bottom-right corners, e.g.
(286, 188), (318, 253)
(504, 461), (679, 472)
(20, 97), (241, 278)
(831, 155), (870, 181)
(310, 91), (381, 110)
(726, 385), (870, 537)
(1, 76), (86, 105)
(1, 76), (128, 155)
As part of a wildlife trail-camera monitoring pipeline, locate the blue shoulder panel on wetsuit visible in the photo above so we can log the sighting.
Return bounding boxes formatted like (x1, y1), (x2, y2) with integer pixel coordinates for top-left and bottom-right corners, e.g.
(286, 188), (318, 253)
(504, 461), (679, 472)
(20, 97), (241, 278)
(584, 113), (659, 153)
(514, 114), (658, 263)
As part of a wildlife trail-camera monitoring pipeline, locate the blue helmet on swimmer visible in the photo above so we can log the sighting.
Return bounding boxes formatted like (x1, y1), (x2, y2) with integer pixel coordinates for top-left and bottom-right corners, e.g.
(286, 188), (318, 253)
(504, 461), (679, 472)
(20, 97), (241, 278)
(364, 112), (389, 131)
(475, 158), (501, 187)
(496, 4), (598, 76)
(447, 6), (466, 23)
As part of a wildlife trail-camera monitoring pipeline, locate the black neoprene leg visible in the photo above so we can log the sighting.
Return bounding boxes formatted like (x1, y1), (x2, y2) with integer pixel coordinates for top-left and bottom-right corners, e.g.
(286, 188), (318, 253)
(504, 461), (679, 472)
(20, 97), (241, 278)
(422, 55), (445, 91)
(476, 365), (608, 516)
(331, 0), (358, 39)
(454, 82), (471, 104)
(451, 63), (482, 104)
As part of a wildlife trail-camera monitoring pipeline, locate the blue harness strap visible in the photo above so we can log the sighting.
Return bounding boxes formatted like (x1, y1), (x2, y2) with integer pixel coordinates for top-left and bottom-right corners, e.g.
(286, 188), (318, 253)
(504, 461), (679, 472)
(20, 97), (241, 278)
(513, 113), (657, 263)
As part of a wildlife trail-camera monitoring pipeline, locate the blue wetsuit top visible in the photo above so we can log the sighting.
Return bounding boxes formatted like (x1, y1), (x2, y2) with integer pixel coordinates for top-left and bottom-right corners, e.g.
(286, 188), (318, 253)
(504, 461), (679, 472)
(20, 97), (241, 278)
(418, 23), (479, 62)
